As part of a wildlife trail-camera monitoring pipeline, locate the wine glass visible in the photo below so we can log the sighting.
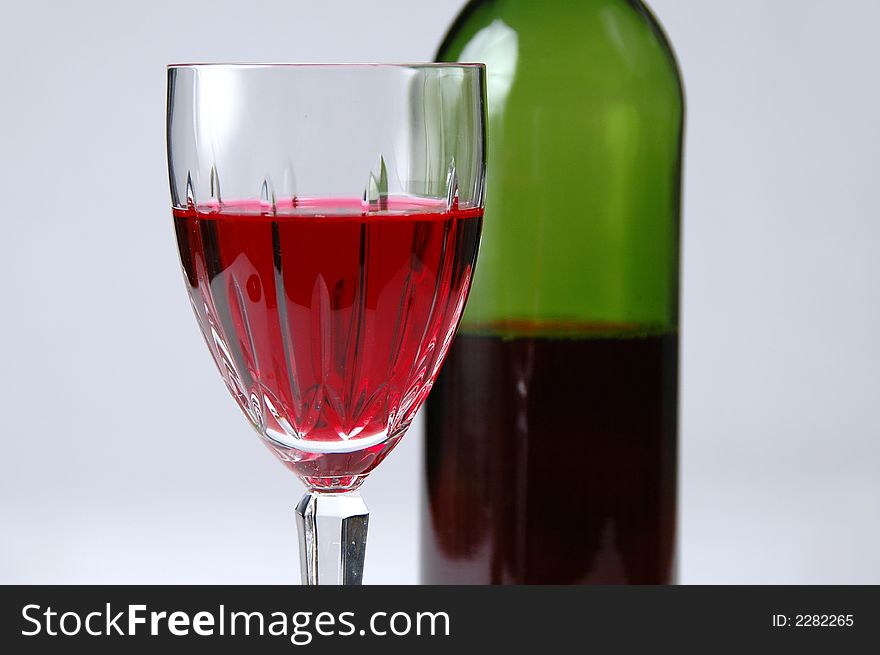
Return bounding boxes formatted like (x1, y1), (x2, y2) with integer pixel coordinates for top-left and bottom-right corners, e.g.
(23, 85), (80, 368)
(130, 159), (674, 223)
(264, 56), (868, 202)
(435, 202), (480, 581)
(166, 63), (486, 584)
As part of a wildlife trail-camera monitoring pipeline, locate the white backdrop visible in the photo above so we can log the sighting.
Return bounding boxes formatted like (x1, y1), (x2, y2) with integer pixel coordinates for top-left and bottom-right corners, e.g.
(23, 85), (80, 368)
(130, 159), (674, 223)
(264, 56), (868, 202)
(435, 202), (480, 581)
(1, 0), (878, 584)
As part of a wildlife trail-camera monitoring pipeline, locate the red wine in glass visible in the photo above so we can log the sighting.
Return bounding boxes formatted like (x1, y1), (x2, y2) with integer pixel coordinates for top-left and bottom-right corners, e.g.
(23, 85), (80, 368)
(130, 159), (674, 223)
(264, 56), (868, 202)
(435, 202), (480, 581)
(174, 197), (482, 493)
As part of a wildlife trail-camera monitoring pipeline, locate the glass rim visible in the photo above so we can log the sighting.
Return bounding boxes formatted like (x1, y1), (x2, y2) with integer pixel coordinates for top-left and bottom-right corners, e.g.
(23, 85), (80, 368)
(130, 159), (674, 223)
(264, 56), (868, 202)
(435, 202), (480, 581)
(167, 62), (485, 70)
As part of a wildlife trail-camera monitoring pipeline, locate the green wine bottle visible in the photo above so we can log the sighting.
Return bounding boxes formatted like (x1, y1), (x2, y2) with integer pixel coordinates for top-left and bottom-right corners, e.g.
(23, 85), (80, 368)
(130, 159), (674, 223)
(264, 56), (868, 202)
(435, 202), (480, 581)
(423, 0), (683, 584)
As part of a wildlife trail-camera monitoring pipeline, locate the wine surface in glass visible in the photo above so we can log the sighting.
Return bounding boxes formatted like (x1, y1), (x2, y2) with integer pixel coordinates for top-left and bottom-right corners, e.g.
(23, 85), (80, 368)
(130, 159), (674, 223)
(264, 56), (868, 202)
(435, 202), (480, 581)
(174, 198), (482, 492)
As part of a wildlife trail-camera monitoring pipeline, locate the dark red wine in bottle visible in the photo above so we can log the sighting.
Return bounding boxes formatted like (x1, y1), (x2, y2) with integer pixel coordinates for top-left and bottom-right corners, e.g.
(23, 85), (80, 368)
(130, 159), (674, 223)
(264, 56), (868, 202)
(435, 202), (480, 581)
(423, 326), (677, 584)
(423, 0), (684, 584)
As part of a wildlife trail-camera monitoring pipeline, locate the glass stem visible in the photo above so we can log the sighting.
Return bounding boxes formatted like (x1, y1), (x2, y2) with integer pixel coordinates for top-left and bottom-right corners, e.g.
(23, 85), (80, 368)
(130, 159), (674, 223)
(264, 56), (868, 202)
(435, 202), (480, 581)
(294, 491), (369, 585)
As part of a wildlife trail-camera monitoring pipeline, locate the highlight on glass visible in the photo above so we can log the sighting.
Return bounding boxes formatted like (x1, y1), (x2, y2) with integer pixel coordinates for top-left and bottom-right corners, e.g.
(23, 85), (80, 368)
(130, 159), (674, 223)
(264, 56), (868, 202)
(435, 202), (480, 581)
(166, 63), (487, 584)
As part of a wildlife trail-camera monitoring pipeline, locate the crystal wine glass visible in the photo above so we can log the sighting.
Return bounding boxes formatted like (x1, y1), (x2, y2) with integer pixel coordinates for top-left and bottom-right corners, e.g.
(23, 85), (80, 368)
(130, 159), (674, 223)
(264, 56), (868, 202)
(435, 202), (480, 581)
(166, 63), (486, 584)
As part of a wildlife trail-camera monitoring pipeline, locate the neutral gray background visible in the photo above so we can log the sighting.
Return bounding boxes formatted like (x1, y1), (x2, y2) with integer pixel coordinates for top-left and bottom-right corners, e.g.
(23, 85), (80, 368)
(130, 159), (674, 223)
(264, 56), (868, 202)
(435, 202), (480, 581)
(1, 0), (877, 584)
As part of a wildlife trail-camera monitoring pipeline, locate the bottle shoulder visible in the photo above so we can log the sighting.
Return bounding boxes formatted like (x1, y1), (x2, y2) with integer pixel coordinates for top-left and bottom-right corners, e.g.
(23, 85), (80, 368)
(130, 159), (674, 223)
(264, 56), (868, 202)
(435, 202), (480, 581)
(438, 0), (682, 104)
